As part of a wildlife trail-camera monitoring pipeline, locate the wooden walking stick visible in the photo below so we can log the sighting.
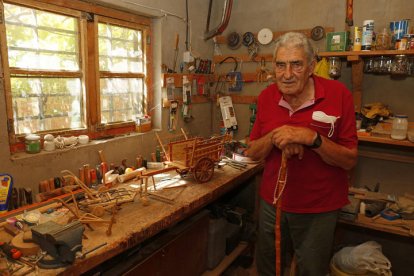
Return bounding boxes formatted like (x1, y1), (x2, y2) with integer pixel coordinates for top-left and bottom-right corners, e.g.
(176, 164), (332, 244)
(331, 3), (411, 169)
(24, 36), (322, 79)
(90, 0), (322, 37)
(274, 152), (288, 276)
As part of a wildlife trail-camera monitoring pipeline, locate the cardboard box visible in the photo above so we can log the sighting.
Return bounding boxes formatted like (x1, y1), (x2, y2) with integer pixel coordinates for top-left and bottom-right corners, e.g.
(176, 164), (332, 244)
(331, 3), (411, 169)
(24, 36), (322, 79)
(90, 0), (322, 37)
(136, 122), (151, 132)
(135, 115), (151, 132)
(326, 31), (349, 52)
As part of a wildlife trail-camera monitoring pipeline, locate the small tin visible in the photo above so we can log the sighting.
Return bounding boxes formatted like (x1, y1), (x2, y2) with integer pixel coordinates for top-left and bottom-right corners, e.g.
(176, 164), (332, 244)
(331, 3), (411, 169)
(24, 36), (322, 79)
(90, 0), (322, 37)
(399, 35), (408, 50)
(25, 134), (41, 154)
(407, 34), (414, 49)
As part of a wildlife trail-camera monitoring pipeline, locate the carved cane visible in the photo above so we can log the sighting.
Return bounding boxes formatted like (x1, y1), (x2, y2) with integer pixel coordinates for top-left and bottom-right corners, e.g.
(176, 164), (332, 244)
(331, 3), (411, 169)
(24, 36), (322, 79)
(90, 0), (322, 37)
(274, 152), (288, 276)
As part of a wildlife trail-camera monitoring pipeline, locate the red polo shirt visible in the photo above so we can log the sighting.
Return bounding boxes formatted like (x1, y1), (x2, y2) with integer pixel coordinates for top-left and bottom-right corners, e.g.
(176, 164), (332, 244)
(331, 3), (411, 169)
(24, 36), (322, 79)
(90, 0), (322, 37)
(250, 75), (358, 213)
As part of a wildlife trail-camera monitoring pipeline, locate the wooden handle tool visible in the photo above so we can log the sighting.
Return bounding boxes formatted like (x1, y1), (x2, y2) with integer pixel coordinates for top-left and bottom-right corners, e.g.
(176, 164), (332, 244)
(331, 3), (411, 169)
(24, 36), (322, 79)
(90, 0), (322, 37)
(98, 150), (106, 163)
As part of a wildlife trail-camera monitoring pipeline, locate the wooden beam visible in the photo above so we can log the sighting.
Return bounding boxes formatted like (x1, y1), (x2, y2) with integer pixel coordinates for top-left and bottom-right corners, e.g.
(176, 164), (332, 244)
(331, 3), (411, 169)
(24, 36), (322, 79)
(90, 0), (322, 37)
(214, 54), (273, 64)
(351, 59), (363, 112)
(16, 0), (151, 26)
(359, 149), (414, 164)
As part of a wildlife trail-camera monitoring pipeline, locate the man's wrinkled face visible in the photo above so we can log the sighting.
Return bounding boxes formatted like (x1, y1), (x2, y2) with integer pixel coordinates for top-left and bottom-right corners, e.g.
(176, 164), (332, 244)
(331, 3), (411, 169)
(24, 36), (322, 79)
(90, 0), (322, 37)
(273, 46), (315, 96)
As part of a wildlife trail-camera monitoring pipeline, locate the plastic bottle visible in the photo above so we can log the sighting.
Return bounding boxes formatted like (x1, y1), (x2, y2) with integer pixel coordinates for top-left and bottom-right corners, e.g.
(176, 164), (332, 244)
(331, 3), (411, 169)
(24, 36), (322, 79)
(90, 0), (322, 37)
(391, 114), (408, 140)
(361, 20), (374, 50)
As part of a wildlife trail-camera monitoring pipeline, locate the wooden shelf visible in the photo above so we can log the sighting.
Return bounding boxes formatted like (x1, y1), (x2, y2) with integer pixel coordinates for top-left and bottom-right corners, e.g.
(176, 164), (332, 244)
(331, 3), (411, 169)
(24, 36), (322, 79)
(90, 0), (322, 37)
(339, 214), (414, 238)
(359, 149), (414, 164)
(163, 73), (215, 88)
(358, 133), (414, 148)
(319, 49), (414, 58)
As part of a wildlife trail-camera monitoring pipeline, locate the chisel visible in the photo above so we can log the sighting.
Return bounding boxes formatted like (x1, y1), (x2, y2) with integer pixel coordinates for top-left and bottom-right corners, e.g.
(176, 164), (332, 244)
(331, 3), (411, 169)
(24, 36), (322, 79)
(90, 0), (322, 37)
(172, 34), (179, 72)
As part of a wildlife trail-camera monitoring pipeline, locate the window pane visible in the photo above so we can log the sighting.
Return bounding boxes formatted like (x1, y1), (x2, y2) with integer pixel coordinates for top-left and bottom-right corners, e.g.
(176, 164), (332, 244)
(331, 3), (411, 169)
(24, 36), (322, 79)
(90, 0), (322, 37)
(100, 78), (144, 123)
(98, 23), (143, 72)
(4, 3), (79, 71)
(11, 77), (84, 134)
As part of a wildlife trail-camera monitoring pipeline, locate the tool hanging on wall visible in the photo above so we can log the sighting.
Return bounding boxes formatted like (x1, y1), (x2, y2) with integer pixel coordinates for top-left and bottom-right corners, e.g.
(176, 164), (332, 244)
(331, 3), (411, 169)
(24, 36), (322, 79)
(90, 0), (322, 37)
(166, 77), (175, 100)
(172, 34), (179, 72)
(168, 100), (179, 131)
(227, 32), (242, 49)
(257, 28), (274, 45)
(195, 75), (206, 95)
(248, 103), (257, 135)
(256, 57), (272, 83)
(219, 96), (238, 131)
(242, 31), (259, 60)
(182, 75), (193, 122)
(218, 56), (242, 92)
(346, 0), (354, 27)
(310, 26), (325, 41)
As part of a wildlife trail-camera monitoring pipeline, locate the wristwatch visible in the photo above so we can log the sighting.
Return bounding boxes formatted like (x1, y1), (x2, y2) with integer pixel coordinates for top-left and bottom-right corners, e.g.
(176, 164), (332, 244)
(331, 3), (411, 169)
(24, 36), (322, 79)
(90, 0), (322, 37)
(308, 131), (322, 149)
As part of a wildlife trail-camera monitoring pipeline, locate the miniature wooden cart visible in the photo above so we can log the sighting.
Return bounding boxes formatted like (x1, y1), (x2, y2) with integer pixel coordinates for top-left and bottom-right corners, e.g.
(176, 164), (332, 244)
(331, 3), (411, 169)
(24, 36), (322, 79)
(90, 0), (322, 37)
(167, 134), (231, 183)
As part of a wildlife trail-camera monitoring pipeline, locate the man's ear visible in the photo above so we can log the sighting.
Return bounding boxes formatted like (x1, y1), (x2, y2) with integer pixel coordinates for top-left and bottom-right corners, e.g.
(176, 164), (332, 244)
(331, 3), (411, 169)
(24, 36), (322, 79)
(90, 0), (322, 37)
(309, 59), (317, 75)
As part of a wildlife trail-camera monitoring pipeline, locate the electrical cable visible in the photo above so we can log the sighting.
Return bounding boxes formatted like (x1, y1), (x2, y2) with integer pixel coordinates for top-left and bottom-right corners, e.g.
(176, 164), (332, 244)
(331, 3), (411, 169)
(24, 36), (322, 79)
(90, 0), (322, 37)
(218, 56), (238, 72)
(122, 0), (186, 21)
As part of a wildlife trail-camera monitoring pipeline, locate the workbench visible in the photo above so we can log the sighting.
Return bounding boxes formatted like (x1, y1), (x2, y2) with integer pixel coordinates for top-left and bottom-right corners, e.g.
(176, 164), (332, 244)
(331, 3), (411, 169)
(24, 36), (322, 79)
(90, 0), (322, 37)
(12, 162), (262, 275)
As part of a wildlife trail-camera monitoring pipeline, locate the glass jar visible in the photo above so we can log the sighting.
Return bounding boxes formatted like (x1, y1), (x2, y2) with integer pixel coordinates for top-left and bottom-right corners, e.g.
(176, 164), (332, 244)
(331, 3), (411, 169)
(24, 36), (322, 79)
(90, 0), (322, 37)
(390, 55), (408, 75)
(364, 57), (375, 73)
(391, 115), (408, 140)
(328, 57), (341, 79)
(25, 134), (41, 153)
(375, 28), (391, 50)
(373, 56), (391, 74)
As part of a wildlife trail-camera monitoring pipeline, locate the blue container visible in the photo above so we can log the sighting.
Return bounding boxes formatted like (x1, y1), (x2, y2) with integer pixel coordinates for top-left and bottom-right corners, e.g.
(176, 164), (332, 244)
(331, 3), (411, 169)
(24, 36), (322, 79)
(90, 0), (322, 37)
(0, 174), (13, 213)
(390, 19), (410, 40)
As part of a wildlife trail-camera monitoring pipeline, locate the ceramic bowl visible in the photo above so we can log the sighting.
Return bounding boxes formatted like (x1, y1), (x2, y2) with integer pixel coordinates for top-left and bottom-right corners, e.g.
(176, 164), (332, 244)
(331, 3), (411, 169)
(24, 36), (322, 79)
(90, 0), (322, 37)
(78, 135), (89, 144)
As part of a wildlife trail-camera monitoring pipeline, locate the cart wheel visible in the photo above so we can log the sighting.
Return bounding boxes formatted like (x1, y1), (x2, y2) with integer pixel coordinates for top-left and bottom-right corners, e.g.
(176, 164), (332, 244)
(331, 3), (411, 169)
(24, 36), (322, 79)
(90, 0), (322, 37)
(91, 206), (105, 217)
(194, 157), (215, 183)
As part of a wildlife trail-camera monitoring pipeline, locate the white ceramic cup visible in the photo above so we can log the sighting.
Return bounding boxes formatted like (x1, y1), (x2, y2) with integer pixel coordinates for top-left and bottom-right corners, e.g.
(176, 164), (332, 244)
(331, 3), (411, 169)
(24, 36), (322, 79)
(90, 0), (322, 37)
(78, 135), (89, 145)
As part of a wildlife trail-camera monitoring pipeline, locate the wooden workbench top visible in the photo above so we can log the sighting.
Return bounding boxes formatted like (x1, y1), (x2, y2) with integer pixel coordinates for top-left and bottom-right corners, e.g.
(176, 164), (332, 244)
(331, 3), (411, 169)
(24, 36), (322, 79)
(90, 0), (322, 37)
(40, 163), (262, 275)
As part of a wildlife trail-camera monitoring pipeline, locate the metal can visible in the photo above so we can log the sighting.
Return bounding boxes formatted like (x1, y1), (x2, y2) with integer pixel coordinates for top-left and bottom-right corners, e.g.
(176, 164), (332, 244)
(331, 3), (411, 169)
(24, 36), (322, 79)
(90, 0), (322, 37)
(399, 35), (408, 50)
(408, 34), (414, 49)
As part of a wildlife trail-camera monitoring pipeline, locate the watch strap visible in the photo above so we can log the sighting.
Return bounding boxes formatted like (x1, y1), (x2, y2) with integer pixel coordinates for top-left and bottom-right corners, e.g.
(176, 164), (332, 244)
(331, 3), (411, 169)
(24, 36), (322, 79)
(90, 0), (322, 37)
(308, 131), (322, 149)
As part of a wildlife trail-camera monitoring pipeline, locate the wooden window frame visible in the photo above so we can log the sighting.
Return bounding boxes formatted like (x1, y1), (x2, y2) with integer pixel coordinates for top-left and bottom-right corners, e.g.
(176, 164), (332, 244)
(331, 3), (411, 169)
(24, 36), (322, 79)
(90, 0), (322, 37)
(0, 0), (153, 153)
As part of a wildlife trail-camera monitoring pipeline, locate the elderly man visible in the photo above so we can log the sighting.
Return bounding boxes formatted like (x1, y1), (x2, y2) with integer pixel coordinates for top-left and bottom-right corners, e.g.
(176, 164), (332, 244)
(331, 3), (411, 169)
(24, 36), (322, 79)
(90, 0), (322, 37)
(245, 32), (358, 275)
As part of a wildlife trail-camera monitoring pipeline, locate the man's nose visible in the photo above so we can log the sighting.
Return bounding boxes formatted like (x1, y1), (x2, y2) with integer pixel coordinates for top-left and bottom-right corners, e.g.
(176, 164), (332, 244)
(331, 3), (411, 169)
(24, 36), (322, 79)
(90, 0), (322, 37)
(283, 64), (293, 78)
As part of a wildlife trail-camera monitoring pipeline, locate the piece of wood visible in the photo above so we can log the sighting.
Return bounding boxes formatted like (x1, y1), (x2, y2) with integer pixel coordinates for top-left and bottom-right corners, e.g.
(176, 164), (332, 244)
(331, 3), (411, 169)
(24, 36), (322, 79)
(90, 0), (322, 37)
(202, 242), (248, 275)
(11, 232), (40, 256)
(36, 185), (80, 202)
(349, 187), (396, 202)
(3, 223), (20, 237)
(358, 149), (414, 164)
(358, 134), (414, 148)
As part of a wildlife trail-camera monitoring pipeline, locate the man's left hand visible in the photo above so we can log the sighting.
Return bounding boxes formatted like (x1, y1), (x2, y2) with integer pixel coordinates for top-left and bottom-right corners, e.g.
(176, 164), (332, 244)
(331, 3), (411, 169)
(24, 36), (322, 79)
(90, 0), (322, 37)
(271, 125), (315, 149)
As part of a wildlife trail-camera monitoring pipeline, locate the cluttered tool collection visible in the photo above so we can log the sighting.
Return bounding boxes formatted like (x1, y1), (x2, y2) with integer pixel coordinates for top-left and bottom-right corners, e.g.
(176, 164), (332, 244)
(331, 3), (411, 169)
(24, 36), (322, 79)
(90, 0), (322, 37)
(0, 130), (253, 274)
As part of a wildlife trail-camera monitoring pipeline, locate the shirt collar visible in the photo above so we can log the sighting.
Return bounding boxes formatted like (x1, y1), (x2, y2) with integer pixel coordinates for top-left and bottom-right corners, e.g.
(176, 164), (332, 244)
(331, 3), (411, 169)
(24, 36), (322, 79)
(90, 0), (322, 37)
(276, 75), (326, 114)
